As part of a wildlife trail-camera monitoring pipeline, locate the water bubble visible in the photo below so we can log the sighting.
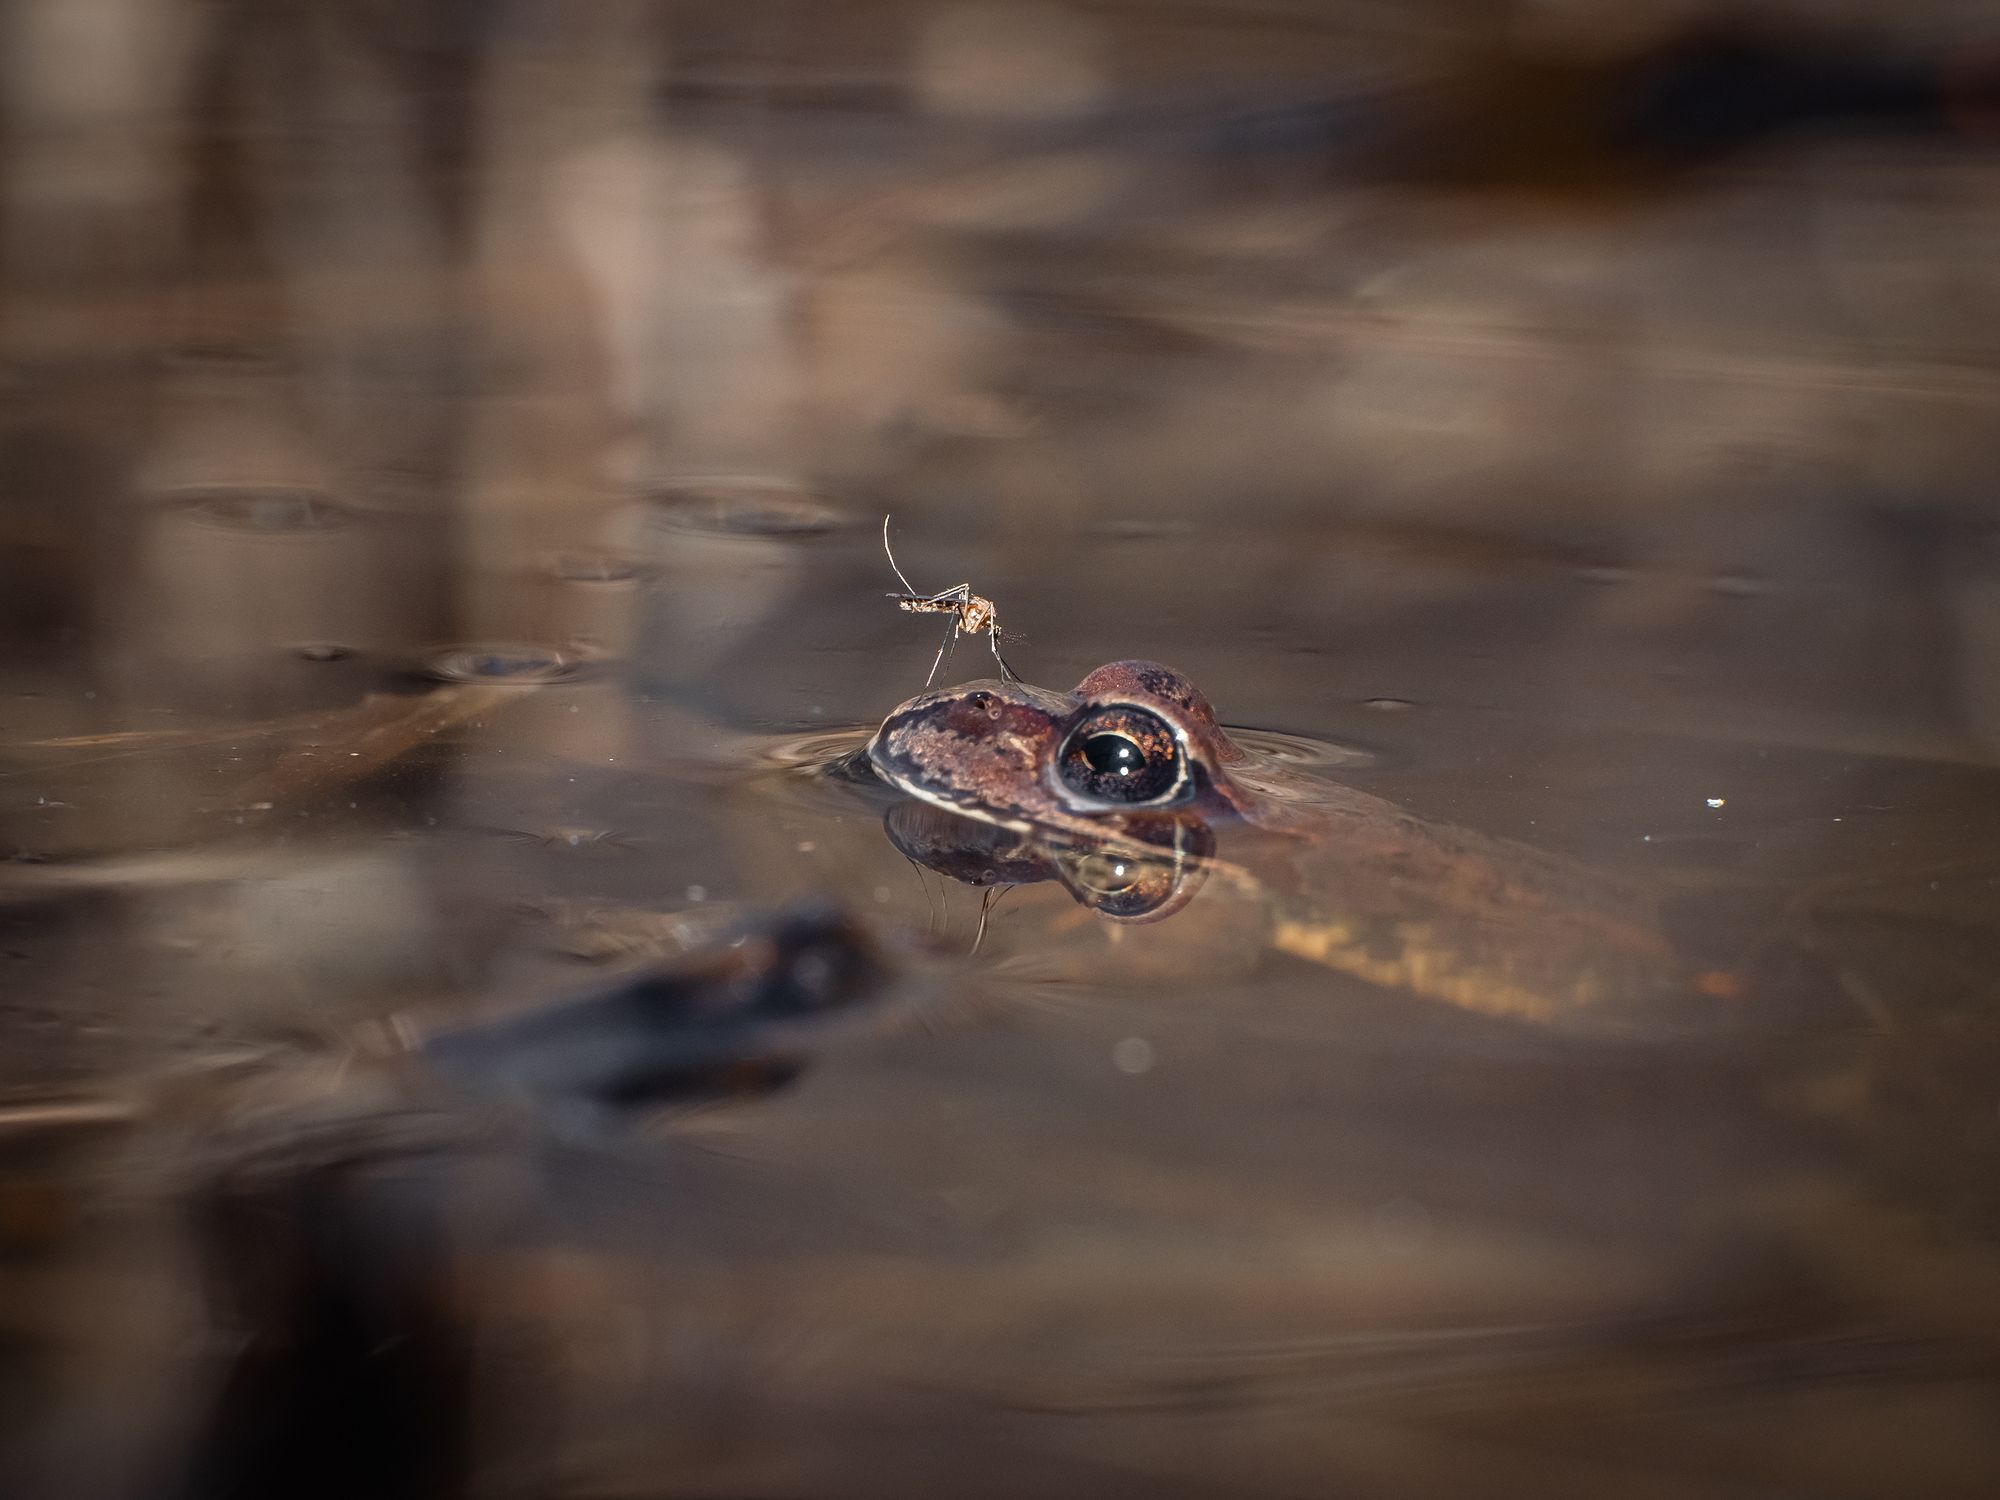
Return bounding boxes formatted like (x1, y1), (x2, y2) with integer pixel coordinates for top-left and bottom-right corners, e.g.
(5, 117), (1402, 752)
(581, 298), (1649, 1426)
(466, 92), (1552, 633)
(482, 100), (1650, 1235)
(1362, 697), (1417, 713)
(294, 642), (353, 662)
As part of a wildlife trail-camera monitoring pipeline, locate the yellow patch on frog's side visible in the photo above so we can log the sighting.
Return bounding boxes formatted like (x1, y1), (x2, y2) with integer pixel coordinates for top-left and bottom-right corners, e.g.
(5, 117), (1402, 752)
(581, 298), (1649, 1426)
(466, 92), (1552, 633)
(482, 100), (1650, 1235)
(1270, 917), (1606, 1024)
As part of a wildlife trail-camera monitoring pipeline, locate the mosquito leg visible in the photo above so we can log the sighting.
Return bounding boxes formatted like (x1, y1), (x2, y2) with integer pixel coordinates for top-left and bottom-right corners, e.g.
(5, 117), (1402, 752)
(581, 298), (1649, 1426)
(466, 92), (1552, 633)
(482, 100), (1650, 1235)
(919, 583), (972, 608)
(925, 616), (959, 687)
(989, 626), (1020, 683)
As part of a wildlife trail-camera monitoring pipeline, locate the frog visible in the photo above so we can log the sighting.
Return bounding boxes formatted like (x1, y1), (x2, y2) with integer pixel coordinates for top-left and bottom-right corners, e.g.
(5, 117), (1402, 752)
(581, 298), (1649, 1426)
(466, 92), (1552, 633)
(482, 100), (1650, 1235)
(866, 659), (1697, 1026)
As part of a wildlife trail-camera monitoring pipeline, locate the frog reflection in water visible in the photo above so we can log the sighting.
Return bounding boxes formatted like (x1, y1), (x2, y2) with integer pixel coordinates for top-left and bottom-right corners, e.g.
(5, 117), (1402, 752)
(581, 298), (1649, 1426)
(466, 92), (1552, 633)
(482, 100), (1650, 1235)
(869, 660), (1688, 1023)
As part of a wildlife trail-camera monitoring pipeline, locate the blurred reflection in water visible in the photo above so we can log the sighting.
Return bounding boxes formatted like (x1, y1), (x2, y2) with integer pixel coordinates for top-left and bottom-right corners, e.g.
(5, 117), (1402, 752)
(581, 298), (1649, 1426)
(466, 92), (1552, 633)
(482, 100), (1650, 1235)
(7, 3), (2000, 1498)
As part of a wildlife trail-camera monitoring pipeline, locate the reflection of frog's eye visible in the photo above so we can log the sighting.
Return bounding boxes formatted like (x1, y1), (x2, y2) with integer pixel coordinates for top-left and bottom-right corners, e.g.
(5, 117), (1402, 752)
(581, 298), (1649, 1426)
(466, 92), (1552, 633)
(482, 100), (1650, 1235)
(1066, 852), (1145, 897)
(1051, 814), (1213, 921)
(1055, 846), (1179, 918)
(1056, 705), (1188, 806)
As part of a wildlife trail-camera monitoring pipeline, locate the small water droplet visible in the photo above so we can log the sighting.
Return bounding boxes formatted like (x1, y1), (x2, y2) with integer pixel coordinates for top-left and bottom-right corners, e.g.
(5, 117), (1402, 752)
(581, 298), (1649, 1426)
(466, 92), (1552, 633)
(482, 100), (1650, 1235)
(1362, 697), (1416, 712)
(686, 885), (707, 903)
(294, 643), (352, 662)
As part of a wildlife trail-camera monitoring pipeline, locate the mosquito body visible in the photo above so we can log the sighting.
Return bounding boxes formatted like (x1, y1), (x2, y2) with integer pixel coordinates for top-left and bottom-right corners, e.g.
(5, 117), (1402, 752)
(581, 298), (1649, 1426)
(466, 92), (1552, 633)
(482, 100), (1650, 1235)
(882, 515), (1019, 687)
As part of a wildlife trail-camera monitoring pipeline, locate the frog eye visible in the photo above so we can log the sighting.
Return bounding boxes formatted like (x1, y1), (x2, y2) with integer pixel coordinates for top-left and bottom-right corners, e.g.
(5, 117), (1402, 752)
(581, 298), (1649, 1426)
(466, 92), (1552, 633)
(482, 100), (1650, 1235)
(1055, 705), (1188, 806)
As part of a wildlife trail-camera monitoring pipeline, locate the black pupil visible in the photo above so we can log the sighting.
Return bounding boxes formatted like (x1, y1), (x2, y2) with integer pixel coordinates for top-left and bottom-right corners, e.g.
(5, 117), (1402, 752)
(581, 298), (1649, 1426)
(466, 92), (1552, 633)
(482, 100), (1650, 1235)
(1083, 734), (1142, 777)
(1056, 707), (1182, 805)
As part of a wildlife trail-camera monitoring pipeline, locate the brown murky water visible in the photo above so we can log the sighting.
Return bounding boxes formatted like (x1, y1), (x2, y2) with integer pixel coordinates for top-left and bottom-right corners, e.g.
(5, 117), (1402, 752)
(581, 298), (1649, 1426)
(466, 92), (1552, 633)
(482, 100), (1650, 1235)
(6, 4), (2000, 1498)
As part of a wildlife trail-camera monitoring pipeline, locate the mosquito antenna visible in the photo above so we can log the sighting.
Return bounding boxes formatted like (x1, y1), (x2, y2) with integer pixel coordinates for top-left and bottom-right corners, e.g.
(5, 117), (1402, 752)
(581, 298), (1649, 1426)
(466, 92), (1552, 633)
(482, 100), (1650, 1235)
(882, 514), (920, 596)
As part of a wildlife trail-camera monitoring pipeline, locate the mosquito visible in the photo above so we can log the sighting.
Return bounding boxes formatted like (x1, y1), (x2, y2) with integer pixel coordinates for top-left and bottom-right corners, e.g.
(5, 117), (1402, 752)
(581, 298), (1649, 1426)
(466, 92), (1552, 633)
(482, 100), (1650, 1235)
(882, 514), (1019, 687)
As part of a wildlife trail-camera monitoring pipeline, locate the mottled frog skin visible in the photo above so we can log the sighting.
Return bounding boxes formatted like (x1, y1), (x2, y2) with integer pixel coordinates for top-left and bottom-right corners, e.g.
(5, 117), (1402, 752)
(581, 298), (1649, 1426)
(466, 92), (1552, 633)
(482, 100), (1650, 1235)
(869, 661), (1684, 1024)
